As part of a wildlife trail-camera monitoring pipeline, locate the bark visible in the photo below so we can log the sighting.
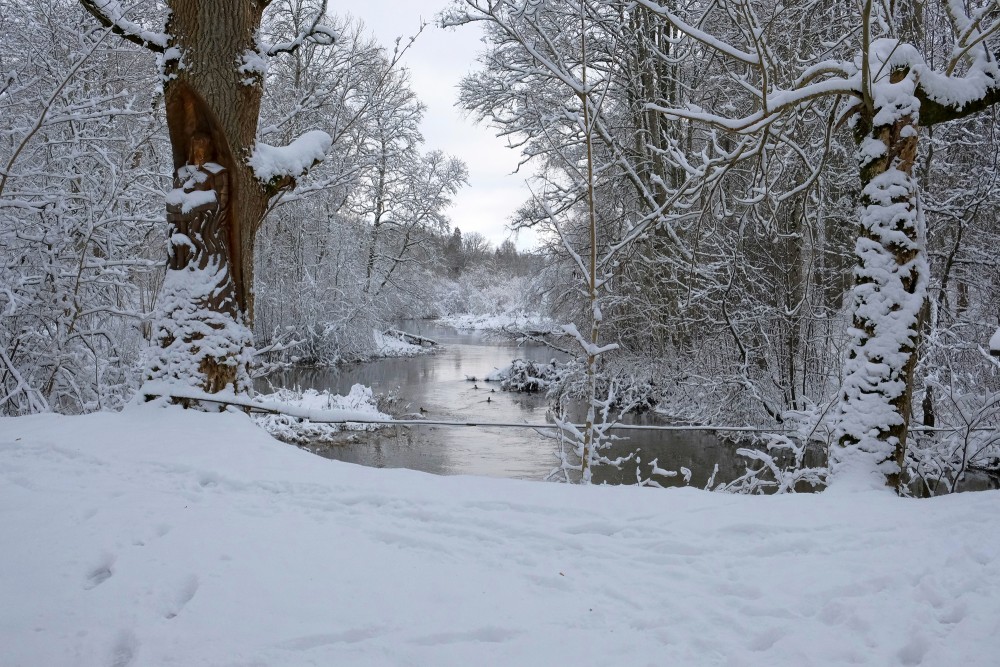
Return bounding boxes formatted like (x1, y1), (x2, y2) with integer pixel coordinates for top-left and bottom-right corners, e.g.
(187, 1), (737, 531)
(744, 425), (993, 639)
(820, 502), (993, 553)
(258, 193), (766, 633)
(135, 1), (271, 397)
(364, 133), (389, 293)
(163, 0), (270, 318)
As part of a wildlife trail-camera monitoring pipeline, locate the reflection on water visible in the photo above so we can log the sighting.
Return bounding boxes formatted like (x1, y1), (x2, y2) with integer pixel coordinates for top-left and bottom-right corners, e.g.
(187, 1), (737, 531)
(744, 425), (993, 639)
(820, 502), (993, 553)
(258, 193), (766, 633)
(261, 321), (783, 487)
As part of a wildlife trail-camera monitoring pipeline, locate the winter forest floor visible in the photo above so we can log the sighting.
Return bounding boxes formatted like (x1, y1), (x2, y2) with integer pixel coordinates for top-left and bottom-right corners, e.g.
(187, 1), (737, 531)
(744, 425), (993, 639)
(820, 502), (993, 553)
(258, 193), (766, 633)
(2, 407), (999, 666)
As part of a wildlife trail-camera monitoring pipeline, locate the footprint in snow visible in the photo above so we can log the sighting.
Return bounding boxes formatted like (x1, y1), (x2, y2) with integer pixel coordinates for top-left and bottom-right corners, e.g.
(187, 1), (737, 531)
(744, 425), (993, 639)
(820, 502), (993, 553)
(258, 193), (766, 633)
(109, 629), (138, 667)
(84, 554), (116, 590)
(409, 627), (522, 646)
(277, 626), (385, 650)
(163, 574), (200, 620)
(133, 523), (172, 547)
(897, 634), (930, 666)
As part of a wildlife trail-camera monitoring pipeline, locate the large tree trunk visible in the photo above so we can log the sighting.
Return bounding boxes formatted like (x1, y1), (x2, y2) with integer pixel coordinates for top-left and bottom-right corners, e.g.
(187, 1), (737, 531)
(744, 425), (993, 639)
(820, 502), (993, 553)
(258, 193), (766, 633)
(833, 69), (928, 490)
(145, 0), (270, 399)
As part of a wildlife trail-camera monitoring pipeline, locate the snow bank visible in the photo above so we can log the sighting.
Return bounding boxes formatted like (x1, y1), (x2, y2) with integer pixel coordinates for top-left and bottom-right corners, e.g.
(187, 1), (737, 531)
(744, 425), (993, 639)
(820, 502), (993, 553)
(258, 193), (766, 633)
(254, 384), (390, 444)
(372, 329), (427, 358)
(2, 407), (1000, 666)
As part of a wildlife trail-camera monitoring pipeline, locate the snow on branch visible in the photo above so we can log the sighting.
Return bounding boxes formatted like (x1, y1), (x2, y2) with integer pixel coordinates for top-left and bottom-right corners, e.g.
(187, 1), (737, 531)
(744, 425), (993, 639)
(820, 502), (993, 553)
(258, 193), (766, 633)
(267, 24), (336, 56)
(248, 130), (332, 184)
(914, 62), (1000, 125)
(640, 11), (1000, 134)
(645, 78), (860, 134)
(561, 323), (618, 357)
(261, 0), (336, 57)
(513, 0), (548, 19)
(634, 0), (760, 65)
(79, 0), (168, 53)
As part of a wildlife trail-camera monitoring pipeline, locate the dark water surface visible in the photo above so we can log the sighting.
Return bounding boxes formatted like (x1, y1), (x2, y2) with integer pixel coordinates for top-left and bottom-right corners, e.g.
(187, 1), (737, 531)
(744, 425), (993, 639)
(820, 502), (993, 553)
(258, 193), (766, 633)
(262, 321), (766, 486)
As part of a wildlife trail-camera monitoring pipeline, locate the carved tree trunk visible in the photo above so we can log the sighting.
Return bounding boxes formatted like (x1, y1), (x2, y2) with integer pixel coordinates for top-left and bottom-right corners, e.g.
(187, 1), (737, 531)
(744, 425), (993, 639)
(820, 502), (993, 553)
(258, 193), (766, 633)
(145, 1), (270, 398)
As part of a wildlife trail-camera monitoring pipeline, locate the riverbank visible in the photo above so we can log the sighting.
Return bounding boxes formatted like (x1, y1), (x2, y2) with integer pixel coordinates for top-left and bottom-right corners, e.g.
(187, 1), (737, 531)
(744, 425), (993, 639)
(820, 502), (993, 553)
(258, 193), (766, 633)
(3, 406), (999, 666)
(438, 312), (561, 334)
(253, 384), (392, 445)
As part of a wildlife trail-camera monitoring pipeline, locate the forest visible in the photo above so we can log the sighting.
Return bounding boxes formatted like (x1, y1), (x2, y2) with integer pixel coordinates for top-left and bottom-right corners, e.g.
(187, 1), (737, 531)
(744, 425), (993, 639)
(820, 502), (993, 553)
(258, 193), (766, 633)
(2, 0), (1000, 497)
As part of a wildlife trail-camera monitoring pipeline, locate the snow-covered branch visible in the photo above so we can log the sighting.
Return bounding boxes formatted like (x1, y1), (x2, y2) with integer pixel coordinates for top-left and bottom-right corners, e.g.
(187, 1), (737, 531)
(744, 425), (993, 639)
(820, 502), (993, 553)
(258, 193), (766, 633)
(633, 0), (761, 65)
(261, 0), (336, 56)
(248, 130), (332, 185)
(78, 0), (168, 52)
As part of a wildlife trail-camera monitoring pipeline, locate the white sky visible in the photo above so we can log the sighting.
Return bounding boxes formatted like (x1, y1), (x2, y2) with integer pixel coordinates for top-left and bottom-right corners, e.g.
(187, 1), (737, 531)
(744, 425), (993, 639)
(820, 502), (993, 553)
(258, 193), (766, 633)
(346, 1), (538, 249)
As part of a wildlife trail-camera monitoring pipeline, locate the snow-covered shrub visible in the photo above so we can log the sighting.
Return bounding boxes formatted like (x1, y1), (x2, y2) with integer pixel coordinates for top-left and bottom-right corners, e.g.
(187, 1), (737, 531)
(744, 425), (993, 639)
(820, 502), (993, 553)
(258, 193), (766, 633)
(0, 1), (166, 415)
(546, 389), (637, 484)
(634, 457), (695, 489)
(542, 357), (659, 414)
(906, 386), (1000, 496)
(713, 406), (831, 494)
(719, 434), (828, 494)
(485, 358), (565, 392)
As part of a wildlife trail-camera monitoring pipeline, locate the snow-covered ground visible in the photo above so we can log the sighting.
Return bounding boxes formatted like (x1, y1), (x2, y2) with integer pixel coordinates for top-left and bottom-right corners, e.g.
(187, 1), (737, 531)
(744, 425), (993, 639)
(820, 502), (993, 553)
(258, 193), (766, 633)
(2, 407), (999, 666)
(439, 312), (559, 333)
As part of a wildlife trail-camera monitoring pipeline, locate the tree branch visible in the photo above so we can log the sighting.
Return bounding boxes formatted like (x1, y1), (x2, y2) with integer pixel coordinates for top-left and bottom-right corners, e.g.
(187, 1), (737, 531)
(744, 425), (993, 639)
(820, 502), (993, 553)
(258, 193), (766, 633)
(78, 0), (167, 53)
(264, 0), (335, 56)
(916, 80), (1000, 126)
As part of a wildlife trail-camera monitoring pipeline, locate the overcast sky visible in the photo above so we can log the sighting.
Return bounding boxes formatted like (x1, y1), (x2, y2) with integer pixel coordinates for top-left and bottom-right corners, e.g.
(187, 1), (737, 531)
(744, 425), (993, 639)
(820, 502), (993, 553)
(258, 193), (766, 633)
(346, 1), (538, 249)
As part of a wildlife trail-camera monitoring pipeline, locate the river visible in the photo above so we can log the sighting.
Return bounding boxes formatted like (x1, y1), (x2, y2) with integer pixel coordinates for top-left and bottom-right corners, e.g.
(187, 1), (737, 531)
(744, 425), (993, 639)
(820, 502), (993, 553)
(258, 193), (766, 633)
(261, 321), (775, 488)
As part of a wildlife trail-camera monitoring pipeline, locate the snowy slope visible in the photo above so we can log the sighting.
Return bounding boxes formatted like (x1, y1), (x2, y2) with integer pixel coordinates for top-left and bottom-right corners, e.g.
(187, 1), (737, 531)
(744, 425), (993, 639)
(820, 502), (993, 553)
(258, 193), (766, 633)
(2, 407), (999, 666)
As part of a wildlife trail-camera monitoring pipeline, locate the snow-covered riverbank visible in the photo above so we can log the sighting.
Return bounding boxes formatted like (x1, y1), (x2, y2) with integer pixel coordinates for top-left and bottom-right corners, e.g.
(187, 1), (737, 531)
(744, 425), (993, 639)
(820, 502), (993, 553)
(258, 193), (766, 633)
(370, 329), (430, 358)
(3, 406), (999, 666)
(438, 312), (560, 334)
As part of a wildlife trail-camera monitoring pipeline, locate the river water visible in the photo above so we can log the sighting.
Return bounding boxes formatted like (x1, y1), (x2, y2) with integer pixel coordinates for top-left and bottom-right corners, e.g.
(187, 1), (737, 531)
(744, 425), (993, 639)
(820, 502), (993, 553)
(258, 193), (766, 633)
(262, 321), (768, 488)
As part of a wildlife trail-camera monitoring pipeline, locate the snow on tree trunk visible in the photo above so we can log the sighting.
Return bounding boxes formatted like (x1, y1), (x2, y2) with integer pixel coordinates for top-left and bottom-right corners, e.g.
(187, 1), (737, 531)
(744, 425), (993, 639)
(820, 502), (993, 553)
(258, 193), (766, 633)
(144, 160), (253, 397)
(144, 1), (271, 399)
(833, 58), (929, 490)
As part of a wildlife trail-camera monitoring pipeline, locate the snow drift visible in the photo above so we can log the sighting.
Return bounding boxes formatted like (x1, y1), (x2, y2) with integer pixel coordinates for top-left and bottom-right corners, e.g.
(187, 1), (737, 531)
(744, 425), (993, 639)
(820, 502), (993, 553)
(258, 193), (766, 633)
(2, 407), (999, 666)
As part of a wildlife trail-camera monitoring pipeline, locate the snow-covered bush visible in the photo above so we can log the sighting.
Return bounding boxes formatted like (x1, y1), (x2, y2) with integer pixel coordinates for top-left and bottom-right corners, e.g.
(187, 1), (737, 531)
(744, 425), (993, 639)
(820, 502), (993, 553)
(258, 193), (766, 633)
(485, 358), (565, 392)
(906, 386), (1000, 496)
(719, 435), (828, 495)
